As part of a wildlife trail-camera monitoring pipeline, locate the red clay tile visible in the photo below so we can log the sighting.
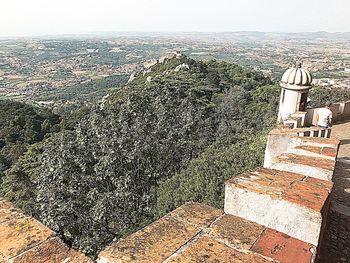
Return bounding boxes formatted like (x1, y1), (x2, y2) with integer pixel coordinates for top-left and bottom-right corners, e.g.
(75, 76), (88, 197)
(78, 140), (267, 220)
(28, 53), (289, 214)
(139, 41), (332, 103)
(251, 228), (314, 263)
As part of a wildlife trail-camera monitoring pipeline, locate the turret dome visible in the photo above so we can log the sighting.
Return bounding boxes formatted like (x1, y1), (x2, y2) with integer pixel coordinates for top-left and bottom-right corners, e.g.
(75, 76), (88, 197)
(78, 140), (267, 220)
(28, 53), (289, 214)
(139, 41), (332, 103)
(280, 63), (312, 87)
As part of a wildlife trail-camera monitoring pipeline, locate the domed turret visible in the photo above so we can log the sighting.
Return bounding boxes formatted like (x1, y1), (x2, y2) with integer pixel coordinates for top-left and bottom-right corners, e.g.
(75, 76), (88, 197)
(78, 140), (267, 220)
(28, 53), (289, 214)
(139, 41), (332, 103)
(280, 63), (312, 88)
(278, 62), (313, 124)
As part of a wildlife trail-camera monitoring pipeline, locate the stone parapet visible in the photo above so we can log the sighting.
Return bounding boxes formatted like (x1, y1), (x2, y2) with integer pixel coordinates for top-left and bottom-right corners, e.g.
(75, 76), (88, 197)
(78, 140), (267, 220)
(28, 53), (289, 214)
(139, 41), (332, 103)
(98, 203), (223, 263)
(305, 101), (350, 126)
(98, 203), (316, 263)
(97, 120), (347, 263)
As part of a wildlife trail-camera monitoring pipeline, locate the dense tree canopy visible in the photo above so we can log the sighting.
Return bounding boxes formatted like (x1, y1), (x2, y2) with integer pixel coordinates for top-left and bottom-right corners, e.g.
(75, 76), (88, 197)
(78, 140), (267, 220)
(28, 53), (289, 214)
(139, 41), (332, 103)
(0, 101), (60, 182)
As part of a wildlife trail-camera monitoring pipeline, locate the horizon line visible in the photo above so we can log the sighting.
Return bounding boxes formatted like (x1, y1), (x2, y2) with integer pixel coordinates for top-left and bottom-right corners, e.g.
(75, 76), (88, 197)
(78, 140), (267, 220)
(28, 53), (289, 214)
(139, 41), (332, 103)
(1, 30), (350, 40)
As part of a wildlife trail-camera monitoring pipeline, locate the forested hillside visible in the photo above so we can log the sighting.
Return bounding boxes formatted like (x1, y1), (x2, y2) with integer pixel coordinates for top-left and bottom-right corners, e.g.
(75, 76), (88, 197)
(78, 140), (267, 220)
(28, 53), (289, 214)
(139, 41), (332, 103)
(1, 56), (280, 257)
(0, 101), (60, 182)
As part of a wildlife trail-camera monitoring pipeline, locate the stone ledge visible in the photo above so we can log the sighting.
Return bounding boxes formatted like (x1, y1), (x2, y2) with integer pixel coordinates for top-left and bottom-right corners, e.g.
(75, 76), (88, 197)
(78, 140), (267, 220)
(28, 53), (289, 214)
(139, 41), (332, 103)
(271, 153), (335, 181)
(0, 197), (92, 263)
(167, 236), (271, 263)
(209, 214), (265, 250)
(276, 153), (335, 171)
(293, 145), (337, 159)
(10, 237), (93, 263)
(166, 202), (223, 228)
(251, 228), (315, 263)
(0, 216), (56, 260)
(293, 137), (340, 148)
(225, 168), (332, 212)
(98, 203), (316, 263)
(0, 198), (25, 224)
(98, 202), (223, 263)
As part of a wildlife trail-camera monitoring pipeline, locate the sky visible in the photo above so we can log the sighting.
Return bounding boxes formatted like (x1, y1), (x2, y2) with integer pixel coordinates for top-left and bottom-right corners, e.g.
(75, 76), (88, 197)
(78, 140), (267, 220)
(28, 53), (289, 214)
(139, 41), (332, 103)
(0, 0), (349, 37)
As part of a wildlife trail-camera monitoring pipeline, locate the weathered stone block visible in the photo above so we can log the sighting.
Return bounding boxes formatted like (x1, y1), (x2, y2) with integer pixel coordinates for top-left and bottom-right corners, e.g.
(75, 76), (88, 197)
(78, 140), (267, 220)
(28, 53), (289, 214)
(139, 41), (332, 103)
(305, 108), (316, 126)
(263, 129), (292, 168)
(0, 198), (24, 224)
(0, 216), (55, 260)
(224, 168), (332, 245)
(270, 153), (335, 181)
(11, 237), (93, 263)
(290, 145), (337, 160)
(97, 202), (222, 263)
(166, 202), (223, 228)
(342, 101), (350, 119)
(167, 236), (270, 263)
(291, 136), (340, 149)
(209, 214), (265, 250)
(330, 103), (341, 122)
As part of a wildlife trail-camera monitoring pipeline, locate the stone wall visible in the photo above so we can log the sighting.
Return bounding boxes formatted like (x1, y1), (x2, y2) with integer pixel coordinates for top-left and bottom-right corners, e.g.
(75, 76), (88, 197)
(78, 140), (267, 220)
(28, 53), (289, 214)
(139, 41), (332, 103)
(306, 101), (350, 126)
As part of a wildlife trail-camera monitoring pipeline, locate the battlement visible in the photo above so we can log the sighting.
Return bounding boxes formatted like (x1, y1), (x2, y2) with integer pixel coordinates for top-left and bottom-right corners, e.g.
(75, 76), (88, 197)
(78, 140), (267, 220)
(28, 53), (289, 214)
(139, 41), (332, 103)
(98, 202), (315, 263)
(2, 114), (349, 263)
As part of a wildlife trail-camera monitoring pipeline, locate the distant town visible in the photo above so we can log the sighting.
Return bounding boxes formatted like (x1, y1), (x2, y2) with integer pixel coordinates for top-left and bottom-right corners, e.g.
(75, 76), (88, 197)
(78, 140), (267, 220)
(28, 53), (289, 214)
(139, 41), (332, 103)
(0, 32), (349, 109)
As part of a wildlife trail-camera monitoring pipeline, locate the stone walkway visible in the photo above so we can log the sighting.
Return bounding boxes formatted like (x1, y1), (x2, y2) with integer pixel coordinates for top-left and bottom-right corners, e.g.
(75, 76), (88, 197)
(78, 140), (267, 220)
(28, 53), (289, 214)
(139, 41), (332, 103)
(319, 121), (350, 263)
(331, 121), (350, 159)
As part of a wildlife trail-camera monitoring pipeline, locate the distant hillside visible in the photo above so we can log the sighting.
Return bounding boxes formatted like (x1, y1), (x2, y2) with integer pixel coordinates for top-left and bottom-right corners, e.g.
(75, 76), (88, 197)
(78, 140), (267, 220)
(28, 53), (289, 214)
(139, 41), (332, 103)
(1, 55), (280, 257)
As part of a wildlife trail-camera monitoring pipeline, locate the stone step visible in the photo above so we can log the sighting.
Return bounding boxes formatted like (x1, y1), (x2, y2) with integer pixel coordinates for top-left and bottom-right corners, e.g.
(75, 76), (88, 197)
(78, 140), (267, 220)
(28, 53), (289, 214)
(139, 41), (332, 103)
(270, 153), (335, 181)
(224, 168), (332, 246)
(290, 136), (340, 149)
(98, 202), (316, 263)
(288, 144), (338, 160)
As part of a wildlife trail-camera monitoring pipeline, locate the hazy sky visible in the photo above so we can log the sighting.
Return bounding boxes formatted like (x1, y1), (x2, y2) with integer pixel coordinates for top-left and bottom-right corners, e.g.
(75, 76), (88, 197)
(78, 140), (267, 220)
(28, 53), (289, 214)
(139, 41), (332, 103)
(1, 0), (349, 36)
